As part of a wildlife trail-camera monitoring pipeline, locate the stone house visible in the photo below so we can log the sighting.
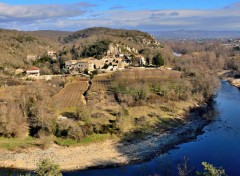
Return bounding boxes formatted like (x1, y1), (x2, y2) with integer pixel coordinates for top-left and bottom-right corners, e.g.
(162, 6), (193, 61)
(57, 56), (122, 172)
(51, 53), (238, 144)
(86, 57), (107, 69)
(65, 59), (94, 73)
(65, 60), (78, 69)
(75, 59), (94, 72)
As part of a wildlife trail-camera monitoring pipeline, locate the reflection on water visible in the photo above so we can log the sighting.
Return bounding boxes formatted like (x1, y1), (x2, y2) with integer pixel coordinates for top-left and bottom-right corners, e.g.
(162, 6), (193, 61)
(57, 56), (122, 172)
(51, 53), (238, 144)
(65, 81), (240, 176)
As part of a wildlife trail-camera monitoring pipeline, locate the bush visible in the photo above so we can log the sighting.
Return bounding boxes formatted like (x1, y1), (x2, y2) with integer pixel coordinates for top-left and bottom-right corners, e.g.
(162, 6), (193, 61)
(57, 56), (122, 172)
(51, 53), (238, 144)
(35, 159), (62, 176)
(196, 162), (226, 176)
(152, 53), (164, 67)
(54, 120), (91, 141)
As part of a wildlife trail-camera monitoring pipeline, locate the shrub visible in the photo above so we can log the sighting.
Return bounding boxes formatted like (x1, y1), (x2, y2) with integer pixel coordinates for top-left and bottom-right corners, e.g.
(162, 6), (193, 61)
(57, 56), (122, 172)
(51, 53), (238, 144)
(54, 120), (91, 141)
(152, 53), (164, 67)
(35, 159), (62, 176)
(196, 162), (226, 176)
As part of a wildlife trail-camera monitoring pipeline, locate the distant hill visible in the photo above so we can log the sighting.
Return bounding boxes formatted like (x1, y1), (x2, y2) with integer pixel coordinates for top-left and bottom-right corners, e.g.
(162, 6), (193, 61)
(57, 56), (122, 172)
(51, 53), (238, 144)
(62, 27), (154, 43)
(151, 30), (240, 40)
(0, 27), (161, 72)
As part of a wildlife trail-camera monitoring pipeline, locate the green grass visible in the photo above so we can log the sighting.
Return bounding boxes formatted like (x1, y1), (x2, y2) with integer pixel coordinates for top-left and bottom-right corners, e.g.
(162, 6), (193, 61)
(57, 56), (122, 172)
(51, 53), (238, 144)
(0, 134), (111, 150)
(54, 133), (111, 147)
(80, 133), (111, 144)
(54, 138), (79, 147)
(0, 136), (38, 150)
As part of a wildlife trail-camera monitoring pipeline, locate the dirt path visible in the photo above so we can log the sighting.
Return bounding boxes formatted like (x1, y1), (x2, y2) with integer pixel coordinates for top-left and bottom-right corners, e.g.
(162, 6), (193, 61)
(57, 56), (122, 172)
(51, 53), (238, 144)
(0, 118), (208, 171)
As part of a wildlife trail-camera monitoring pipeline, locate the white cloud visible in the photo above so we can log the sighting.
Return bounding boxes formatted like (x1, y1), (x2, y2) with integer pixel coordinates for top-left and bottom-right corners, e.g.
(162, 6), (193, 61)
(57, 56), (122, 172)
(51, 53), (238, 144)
(0, 2), (240, 31)
(0, 2), (94, 21)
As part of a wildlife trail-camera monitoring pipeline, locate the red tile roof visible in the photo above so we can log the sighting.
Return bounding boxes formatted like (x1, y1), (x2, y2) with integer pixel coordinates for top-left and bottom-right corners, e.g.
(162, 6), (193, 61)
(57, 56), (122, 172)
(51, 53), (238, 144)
(26, 67), (40, 71)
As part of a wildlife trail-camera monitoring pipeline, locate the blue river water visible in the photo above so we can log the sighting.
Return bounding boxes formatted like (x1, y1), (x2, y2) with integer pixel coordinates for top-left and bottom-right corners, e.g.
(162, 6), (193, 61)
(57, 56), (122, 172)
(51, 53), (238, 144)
(64, 80), (240, 176)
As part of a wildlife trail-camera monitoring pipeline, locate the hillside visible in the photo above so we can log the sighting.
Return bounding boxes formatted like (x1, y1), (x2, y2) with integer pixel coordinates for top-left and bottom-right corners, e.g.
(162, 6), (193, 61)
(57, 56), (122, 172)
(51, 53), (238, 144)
(58, 27), (161, 61)
(0, 29), (66, 70)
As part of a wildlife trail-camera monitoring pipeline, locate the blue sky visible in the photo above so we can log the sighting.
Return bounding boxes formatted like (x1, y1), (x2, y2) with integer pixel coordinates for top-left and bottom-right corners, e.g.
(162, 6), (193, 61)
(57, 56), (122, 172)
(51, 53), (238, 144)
(1, 0), (239, 9)
(0, 0), (240, 31)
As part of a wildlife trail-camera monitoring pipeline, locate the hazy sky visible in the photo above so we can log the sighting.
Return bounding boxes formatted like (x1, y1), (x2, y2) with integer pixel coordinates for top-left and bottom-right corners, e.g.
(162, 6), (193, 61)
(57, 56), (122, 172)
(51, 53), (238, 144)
(0, 0), (240, 31)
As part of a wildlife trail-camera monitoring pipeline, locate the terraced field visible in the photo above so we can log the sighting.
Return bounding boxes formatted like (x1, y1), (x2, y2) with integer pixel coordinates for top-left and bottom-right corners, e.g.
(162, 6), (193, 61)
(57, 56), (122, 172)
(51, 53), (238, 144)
(91, 74), (112, 92)
(52, 81), (89, 110)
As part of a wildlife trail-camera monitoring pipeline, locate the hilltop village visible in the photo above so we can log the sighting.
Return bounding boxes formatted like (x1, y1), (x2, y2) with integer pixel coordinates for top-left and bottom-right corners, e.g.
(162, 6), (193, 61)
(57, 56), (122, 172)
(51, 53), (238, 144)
(24, 50), (151, 78)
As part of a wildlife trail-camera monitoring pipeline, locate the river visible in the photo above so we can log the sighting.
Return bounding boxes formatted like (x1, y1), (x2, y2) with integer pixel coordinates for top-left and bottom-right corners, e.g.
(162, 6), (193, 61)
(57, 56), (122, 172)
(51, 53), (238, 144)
(64, 80), (240, 176)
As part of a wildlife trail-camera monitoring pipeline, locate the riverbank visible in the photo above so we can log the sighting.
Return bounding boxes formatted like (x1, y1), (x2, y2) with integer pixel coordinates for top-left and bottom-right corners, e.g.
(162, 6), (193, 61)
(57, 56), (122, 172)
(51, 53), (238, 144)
(0, 104), (213, 172)
(218, 70), (240, 88)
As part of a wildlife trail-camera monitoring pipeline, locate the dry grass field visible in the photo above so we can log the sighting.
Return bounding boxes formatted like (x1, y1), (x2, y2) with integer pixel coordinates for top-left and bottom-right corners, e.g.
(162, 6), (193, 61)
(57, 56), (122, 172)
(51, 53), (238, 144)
(112, 68), (181, 82)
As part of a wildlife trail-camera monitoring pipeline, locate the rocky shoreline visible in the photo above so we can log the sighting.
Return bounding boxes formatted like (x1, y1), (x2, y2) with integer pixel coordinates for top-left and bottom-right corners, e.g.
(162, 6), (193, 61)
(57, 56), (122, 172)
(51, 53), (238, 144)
(226, 78), (240, 88)
(0, 104), (213, 172)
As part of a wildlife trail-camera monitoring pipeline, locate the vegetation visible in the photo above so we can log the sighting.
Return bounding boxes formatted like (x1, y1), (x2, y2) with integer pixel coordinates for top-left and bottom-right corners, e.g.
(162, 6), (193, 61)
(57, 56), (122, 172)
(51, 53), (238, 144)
(176, 156), (227, 176)
(111, 69), (214, 106)
(152, 53), (164, 67)
(35, 159), (62, 176)
(81, 40), (111, 59)
(196, 162), (227, 176)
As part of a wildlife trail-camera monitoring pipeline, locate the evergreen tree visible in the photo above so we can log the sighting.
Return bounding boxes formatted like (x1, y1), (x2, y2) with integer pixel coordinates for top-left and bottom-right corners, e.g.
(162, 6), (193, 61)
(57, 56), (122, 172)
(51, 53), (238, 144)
(153, 53), (164, 67)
